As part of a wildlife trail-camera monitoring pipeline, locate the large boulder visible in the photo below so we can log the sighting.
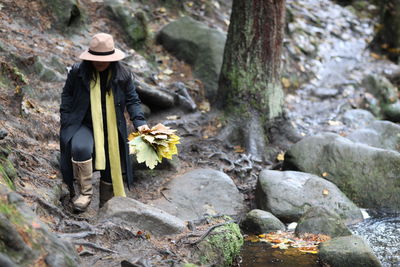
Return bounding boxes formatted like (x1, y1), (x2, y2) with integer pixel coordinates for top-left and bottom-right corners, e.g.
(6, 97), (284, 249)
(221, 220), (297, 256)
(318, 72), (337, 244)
(98, 196), (186, 236)
(255, 170), (363, 224)
(240, 209), (286, 234)
(0, 185), (79, 266)
(283, 133), (400, 212)
(195, 218), (243, 267)
(151, 169), (246, 221)
(347, 120), (400, 152)
(295, 206), (352, 237)
(157, 16), (226, 101)
(319, 235), (382, 267)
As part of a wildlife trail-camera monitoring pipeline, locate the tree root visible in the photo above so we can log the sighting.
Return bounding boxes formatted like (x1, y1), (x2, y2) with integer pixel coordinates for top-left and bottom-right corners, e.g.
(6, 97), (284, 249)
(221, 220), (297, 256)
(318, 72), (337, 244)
(73, 241), (116, 253)
(180, 220), (236, 245)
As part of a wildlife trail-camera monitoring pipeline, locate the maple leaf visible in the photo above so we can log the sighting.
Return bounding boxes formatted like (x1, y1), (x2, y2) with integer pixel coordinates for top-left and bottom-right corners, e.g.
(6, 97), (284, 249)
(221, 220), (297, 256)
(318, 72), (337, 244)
(129, 136), (160, 169)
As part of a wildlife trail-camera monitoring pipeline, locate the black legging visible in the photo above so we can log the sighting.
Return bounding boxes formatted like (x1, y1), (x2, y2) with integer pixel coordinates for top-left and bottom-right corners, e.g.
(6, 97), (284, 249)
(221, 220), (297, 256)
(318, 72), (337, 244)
(71, 125), (112, 183)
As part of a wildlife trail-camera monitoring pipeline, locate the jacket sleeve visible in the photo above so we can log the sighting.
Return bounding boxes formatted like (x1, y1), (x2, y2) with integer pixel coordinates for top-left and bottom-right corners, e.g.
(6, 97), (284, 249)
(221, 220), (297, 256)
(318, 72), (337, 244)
(125, 76), (147, 128)
(60, 66), (76, 126)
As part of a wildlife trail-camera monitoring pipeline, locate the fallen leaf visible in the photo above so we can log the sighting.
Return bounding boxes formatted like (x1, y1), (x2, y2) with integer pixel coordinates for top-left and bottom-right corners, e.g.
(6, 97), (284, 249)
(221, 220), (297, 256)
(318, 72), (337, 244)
(327, 120), (342, 126)
(282, 77), (291, 88)
(322, 172), (328, 177)
(323, 189), (329, 196)
(277, 152), (285, 161)
(370, 52), (381, 60)
(234, 146), (245, 153)
(76, 245), (84, 253)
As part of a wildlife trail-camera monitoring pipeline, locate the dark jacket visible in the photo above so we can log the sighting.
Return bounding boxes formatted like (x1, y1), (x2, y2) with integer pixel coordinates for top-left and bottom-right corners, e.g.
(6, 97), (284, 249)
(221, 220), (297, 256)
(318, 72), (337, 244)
(59, 63), (146, 190)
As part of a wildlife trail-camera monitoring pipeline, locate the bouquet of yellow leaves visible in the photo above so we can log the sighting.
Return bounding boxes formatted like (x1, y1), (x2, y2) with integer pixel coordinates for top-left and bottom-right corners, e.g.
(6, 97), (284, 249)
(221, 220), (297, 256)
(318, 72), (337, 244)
(128, 123), (180, 169)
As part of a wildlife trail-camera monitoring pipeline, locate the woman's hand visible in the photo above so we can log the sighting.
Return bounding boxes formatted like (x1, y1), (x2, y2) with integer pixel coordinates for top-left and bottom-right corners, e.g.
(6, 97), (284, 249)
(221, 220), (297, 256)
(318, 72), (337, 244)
(137, 124), (150, 133)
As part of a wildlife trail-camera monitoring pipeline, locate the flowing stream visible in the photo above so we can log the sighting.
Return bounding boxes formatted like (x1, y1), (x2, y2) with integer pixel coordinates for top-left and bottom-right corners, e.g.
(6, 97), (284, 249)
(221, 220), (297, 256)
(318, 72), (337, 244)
(240, 1), (400, 266)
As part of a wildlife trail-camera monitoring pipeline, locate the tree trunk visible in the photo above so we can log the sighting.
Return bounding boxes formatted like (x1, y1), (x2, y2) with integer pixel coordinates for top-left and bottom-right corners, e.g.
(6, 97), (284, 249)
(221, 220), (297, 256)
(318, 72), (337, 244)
(218, 0), (285, 120)
(217, 0), (289, 161)
(370, 0), (400, 63)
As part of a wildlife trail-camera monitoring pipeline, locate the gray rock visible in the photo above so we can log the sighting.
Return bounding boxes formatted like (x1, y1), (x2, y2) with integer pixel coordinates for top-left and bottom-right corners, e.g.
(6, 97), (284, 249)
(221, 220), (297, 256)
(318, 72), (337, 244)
(256, 170), (363, 224)
(151, 169), (246, 221)
(312, 88), (340, 99)
(240, 209), (285, 234)
(341, 109), (375, 128)
(196, 218), (243, 267)
(106, 1), (148, 49)
(32, 56), (63, 82)
(295, 206), (352, 237)
(41, 0), (83, 29)
(383, 101), (400, 122)
(98, 197), (186, 236)
(347, 120), (400, 152)
(157, 16), (226, 101)
(135, 80), (175, 108)
(319, 235), (382, 267)
(283, 133), (400, 212)
(362, 74), (398, 104)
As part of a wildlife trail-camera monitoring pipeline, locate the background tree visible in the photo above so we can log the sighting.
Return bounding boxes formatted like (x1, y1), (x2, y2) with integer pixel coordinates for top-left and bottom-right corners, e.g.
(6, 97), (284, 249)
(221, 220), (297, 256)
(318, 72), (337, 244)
(218, 0), (297, 161)
(370, 0), (400, 63)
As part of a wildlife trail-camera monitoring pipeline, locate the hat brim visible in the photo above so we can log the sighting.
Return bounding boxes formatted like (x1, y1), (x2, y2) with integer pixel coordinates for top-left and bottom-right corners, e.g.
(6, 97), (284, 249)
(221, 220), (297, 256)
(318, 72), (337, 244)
(79, 48), (125, 62)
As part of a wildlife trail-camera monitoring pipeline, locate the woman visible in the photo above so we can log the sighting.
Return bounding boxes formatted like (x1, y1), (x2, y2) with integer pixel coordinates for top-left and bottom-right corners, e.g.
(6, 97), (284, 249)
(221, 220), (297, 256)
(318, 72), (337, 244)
(60, 33), (149, 211)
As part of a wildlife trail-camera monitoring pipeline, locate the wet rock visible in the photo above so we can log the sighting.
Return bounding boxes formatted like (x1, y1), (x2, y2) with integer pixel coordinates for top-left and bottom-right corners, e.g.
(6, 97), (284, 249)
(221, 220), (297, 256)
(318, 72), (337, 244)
(295, 206), (352, 238)
(157, 16), (226, 101)
(134, 80), (175, 109)
(319, 235), (382, 267)
(312, 87), (340, 99)
(98, 196), (186, 236)
(106, 1), (148, 49)
(170, 82), (197, 112)
(340, 109), (375, 128)
(292, 31), (317, 55)
(256, 170), (363, 224)
(382, 101), (400, 122)
(195, 218), (243, 267)
(0, 185), (79, 266)
(347, 120), (400, 152)
(283, 133), (400, 212)
(240, 209), (285, 234)
(151, 169), (246, 221)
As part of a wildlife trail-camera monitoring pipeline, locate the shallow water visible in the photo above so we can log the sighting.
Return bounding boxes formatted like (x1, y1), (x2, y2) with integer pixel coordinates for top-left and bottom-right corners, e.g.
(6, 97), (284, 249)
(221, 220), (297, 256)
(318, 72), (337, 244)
(239, 243), (321, 267)
(350, 214), (400, 267)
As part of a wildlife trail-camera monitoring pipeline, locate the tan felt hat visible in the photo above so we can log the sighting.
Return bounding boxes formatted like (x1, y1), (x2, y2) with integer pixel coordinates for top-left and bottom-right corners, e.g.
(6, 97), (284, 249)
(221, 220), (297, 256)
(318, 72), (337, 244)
(79, 33), (125, 62)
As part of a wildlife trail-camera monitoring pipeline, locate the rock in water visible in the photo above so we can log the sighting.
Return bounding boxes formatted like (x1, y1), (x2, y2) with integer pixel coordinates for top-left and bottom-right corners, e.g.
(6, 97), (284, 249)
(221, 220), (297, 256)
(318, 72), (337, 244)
(255, 170), (363, 224)
(283, 133), (400, 212)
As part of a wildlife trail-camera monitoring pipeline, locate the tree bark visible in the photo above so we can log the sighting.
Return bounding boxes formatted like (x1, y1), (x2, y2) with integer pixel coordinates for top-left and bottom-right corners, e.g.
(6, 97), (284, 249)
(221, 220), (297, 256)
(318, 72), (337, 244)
(217, 0), (288, 161)
(370, 0), (400, 63)
(218, 0), (285, 120)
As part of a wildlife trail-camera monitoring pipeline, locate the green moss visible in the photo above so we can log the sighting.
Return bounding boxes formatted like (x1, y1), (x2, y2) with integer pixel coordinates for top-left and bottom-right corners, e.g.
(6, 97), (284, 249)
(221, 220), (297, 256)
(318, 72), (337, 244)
(198, 220), (244, 267)
(0, 200), (23, 226)
(183, 264), (199, 267)
(0, 162), (16, 191)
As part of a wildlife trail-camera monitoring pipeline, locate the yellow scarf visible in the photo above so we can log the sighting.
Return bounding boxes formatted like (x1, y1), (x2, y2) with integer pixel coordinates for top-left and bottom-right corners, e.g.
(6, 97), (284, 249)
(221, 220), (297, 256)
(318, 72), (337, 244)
(90, 72), (126, 197)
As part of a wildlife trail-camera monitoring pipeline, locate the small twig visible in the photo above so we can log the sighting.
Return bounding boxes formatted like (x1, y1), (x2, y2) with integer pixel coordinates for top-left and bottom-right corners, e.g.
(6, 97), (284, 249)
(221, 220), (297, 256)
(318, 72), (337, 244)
(160, 190), (172, 203)
(187, 220), (236, 245)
